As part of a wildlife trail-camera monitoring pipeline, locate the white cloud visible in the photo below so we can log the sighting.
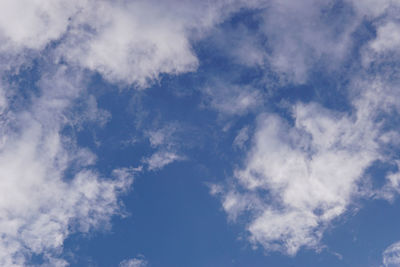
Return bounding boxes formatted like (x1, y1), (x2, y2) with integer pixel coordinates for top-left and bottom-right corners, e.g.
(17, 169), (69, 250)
(233, 126), (250, 149)
(119, 255), (147, 267)
(370, 22), (400, 53)
(146, 124), (180, 148)
(362, 20), (400, 68)
(211, 0), (400, 257)
(0, 0), (85, 72)
(0, 2), (274, 262)
(347, 0), (393, 18)
(383, 241), (400, 267)
(223, 0), (400, 85)
(0, 0), (80, 51)
(141, 124), (184, 171)
(203, 83), (262, 116)
(60, 0), (199, 88)
(216, 65), (400, 255)
(255, 0), (357, 83)
(0, 67), (134, 266)
(143, 150), (184, 171)
(4, 0), (400, 264)
(0, 0), (265, 86)
(218, 101), (382, 255)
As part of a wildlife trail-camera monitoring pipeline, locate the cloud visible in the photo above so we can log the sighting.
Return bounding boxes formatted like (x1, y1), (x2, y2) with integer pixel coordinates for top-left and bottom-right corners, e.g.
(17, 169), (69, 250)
(252, 0), (357, 84)
(60, 0), (200, 88)
(370, 22), (400, 53)
(209, 0), (400, 257)
(362, 20), (400, 68)
(216, 0), (396, 85)
(383, 241), (400, 267)
(0, 0), (80, 51)
(119, 255), (147, 267)
(0, 0), (266, 87)
(146, 124), (180, 148)
(347, 0), (393, 17)
(215, 69), (400, 255)
(217, 101), (383, 255)
(202, 83), (263, 116)
(0, 2), (277, 264)
(0, 0), (218, 85)
(233, 126), (250, 149)
(0, 66), (135, 266)
(141, 124), (185, 171)
(3, 0), (400, 264)
(143, 150), (184, 171)
(0, 3), (276, 262)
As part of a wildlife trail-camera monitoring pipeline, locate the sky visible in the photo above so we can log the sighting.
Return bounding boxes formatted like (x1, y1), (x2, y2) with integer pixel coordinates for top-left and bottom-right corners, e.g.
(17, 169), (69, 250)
(2, 0), (400, 266)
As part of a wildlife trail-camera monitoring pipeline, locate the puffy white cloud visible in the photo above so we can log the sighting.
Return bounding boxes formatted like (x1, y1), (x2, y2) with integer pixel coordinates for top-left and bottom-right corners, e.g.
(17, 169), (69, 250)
(0, 0), (81, 51)
(60, 0), (199, 87)
(370, 22), (400, 53)
(217, 101), (382, 254)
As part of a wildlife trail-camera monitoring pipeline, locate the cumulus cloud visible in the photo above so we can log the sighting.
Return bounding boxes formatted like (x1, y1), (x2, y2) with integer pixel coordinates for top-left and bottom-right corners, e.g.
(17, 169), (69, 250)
(217, 100), (384, 254)
(60, 0), (199, 87)
(0, 0), (80, 51)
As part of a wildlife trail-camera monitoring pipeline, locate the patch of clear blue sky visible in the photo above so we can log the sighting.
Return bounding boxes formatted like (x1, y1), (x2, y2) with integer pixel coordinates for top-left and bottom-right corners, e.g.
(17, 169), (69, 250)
(19, 4), (399, 267)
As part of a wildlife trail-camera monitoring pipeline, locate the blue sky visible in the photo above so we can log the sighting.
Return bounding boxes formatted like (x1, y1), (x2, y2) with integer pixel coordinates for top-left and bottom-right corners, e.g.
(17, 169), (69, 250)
(1, 1), (400, 266)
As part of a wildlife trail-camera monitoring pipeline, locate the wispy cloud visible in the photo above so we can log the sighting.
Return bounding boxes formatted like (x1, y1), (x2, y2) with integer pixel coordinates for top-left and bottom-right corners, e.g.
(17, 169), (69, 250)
(143, 150), (185, 171)
(0, 67), (134, 266)
(383, 241), (400, 267)
(119, 255), (148, 267)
